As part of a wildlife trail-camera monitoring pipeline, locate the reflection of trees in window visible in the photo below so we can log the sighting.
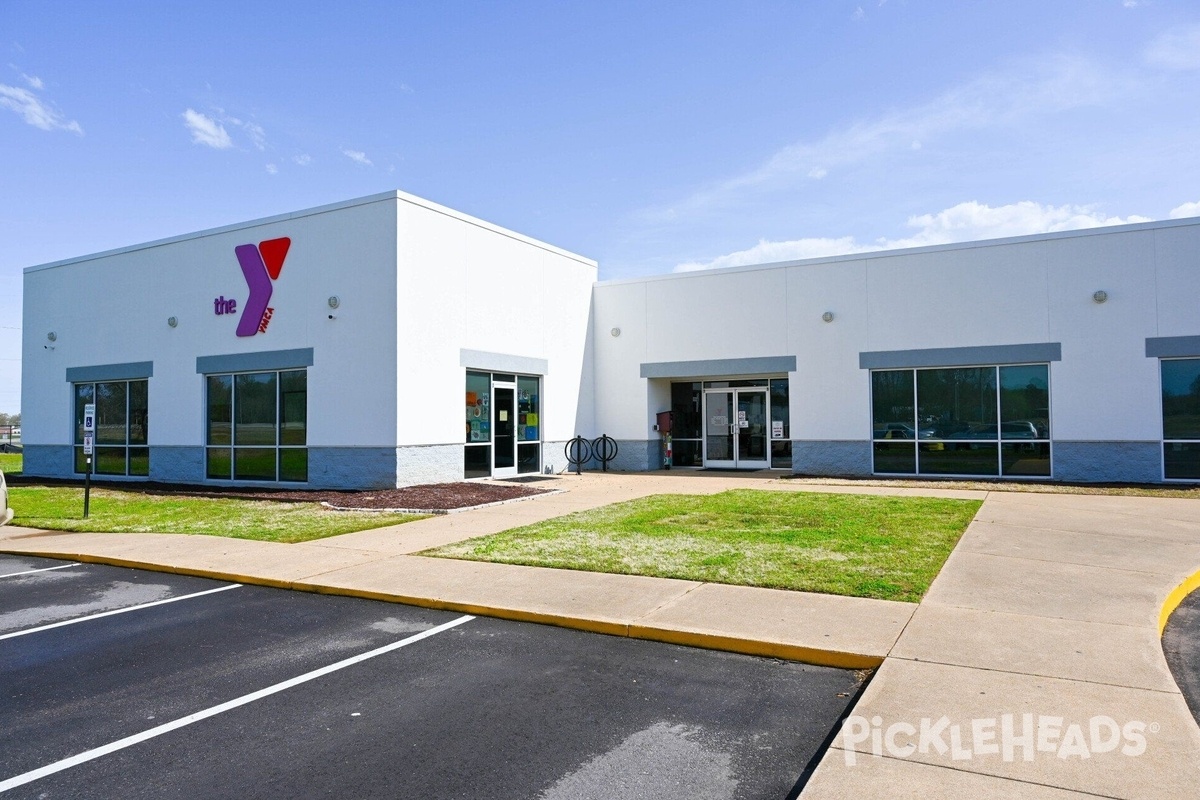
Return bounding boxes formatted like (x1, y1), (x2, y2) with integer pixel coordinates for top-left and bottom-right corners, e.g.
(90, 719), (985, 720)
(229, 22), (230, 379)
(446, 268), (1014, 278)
(1162, 360), (1200, 441)
(72, 379), (148, 476)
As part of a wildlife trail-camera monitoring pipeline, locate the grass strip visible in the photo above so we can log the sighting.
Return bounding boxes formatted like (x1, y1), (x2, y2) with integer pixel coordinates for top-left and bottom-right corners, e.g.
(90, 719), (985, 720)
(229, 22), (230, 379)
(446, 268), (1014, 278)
(424, 489), (980, 602)
(7, 486), (423, 544)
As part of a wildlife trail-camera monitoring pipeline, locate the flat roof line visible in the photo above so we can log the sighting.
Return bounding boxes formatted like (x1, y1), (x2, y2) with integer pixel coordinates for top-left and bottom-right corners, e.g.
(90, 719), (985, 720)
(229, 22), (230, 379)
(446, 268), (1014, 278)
(597, 214), (1200, 287)
(24, 190), (596, 274)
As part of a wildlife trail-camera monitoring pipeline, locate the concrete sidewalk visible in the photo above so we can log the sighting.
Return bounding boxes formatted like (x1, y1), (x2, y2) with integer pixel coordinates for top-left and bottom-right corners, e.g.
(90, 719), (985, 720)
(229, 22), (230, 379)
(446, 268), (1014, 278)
(2, 472), (1199, 797)
(802, 490), (1200, 799)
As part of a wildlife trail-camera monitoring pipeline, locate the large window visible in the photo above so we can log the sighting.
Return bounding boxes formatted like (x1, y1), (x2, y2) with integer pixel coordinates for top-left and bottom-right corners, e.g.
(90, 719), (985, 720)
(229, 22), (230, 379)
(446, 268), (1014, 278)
(74, 380), (149, 476)
(1161, 359), (1200, 479)
(206, 369), (307, 481)
(871, 364), (1050, 477)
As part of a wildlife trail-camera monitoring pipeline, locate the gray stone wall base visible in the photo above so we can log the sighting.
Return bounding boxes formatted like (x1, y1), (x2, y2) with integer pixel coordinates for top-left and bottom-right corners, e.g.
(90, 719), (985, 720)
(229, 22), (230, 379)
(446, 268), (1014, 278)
(20, 445), (75, 479)
(307, 447), (401, 489)
(151, 447), (205, 483)
(606, 439), (656, 472)
(793, 440), (873, 477)
(393, 444), (463, 488)
(1053, 441), (1162, 483)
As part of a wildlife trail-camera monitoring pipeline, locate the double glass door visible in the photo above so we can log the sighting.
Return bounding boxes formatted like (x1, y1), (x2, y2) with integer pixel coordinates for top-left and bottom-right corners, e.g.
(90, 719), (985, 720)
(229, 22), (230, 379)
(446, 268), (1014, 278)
(704, 389), (770, 469)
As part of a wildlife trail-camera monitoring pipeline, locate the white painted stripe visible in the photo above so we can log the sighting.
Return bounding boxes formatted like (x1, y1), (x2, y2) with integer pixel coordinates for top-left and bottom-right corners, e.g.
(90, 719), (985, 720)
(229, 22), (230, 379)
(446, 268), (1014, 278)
(0, 563), (82, 579)
(0, 584), (242, 642)
(0, 614), (474, 793)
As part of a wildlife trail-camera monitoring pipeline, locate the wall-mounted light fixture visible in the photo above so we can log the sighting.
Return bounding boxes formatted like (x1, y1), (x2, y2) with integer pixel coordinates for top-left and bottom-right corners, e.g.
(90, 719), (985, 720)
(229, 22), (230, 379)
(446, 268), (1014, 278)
(1093, 290), (1108, 304)
(47, 331), (57, 342)
(328, 296), (340, 309)
(822, 311), (835, 323)
(167, 316), (178, 328)
(610, 327), (621, 337)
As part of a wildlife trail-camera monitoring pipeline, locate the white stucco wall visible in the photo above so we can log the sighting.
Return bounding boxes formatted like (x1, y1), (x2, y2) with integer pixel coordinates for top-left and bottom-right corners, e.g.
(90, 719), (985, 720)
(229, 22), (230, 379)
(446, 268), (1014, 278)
(591, 217), (1200, 450)
(22, 194), (401, 453)
(394, 193), (597, 450)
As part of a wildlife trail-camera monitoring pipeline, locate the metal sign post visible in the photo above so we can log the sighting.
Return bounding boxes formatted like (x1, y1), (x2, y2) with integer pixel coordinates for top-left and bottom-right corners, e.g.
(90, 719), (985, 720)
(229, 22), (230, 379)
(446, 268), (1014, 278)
(83, 403), (95, 518)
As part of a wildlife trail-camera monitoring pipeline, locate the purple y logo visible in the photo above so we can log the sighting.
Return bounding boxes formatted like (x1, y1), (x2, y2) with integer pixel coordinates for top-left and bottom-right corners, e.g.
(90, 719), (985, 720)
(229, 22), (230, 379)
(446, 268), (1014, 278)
(228, 237), (290, 337)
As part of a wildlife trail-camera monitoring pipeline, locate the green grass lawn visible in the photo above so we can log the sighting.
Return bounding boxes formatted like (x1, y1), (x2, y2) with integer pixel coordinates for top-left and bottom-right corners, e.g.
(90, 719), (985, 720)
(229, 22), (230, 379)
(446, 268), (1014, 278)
(424, 489), (981, 602)
(0, 453), (21, 474)
(7, 485), (425, 544)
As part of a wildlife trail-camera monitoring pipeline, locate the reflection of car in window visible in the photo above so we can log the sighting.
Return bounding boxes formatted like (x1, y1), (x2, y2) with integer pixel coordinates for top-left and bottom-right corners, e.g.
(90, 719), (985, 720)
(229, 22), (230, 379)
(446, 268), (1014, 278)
(1000, 421), (1039, 439)
(874, 423), (937, 440)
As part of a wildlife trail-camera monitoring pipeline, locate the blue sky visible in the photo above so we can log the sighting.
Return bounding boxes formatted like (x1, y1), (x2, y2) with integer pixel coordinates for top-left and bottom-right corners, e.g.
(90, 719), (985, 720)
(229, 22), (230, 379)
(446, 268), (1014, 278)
(2, 1), (1200, 413)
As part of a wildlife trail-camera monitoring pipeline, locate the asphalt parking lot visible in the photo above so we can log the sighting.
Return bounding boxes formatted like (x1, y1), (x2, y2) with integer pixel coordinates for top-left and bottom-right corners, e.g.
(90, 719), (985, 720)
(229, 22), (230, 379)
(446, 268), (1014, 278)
(1164, 587), (1200, 726)
(0, 553), (864, 799)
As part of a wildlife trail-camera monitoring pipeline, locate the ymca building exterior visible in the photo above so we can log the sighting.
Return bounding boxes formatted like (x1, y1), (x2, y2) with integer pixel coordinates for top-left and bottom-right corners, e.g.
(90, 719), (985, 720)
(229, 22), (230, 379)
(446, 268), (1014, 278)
(20, 190), (1200, 488)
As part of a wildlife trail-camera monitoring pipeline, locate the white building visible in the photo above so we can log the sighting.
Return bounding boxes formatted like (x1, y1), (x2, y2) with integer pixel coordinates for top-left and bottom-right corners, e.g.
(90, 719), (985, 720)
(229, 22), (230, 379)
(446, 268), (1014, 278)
(22, 191), (596, 488)
(21, 190), (1200, 486)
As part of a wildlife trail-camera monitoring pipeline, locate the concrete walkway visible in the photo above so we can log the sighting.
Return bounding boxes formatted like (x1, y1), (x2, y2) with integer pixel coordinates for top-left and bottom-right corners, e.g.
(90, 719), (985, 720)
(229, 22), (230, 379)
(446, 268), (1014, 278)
(802, 490), (1200, 799)
(2, 472), (1199, 797)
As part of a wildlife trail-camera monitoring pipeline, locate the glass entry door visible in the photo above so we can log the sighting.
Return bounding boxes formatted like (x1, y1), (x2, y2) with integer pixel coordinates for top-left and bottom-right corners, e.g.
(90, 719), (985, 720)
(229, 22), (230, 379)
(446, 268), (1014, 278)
(492, 382), (517, 478)
(703, 389), (770, 469)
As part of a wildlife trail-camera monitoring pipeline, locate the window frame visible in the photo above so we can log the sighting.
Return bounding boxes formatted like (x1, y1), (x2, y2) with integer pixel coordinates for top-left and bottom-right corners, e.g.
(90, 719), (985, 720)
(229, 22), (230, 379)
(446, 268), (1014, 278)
(73, 378), (150, 477)
(1159, 356), (1200, 481)
(204, 368), (307, 483)
(869, 362), (1052, 479)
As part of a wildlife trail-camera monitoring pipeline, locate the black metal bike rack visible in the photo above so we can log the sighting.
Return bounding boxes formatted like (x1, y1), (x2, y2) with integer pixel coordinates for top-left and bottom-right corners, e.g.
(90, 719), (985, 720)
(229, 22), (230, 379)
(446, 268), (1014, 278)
(564, 436), (592, 475)
(591, 435), (619, 472)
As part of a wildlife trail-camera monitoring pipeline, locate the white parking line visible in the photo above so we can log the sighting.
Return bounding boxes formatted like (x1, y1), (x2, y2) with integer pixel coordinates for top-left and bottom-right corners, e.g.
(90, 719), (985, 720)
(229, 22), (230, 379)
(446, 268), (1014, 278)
(0, 563), (82, 579)
(0, 613), (475, 793)
(0, 584), (243, 642)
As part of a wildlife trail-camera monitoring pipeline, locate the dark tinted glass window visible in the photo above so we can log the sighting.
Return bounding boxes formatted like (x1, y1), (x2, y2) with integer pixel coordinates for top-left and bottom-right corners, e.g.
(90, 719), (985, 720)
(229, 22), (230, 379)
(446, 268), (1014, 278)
(1162, 359), (1200, 441)
(280, 370), (307, 446)
(918, 368), (997, 440)
(96, 382), (127, 444)
(1000, 365), (1049, 439)
(671, 382), (702, 439)
(872, 371), (914, 440)
(235, 373), (277, 446)
(207, 375), (233, 445)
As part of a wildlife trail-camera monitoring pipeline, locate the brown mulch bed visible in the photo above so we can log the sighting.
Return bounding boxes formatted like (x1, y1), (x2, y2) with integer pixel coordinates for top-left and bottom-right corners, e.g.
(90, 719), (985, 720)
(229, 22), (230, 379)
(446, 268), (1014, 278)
(9, 477), (552, 511)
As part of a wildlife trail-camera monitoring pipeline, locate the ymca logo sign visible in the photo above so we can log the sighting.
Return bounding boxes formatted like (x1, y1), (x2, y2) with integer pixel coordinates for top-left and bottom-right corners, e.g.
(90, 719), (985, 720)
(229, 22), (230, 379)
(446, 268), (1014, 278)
(213, 237), (290, 337)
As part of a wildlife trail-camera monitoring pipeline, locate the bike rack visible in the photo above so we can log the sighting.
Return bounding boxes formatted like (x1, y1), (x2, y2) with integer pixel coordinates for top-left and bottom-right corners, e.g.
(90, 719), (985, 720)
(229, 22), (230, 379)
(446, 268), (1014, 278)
(591, 435), (619, 472)
(564, 436), (592, 475)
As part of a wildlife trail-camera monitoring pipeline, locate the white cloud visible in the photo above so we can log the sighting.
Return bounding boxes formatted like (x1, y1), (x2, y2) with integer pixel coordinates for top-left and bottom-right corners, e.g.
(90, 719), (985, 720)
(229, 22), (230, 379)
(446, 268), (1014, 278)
(1170, 201), (1200, 219)
(807, 167), (828, 179)
(342, 148), (372, 166)
(852, 6), (865, 21)
(642, 55), (1119, 223)
(20, 73), (42, 89)
(182, 108), (232, 148)
(674, 200), (1153, 272)
(265, 163), (278, 175)
(0, 83), (82, 134)
(293, 153), (312, 166)
(1145, 25), (1200, 71)
(242, 121), (267, 150)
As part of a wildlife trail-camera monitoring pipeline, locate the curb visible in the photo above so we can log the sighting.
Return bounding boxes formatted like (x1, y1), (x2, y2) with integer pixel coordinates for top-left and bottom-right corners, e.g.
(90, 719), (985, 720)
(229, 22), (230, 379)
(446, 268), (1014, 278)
(2, 547), (883, 671)
(1159, 567), (1200, 635)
